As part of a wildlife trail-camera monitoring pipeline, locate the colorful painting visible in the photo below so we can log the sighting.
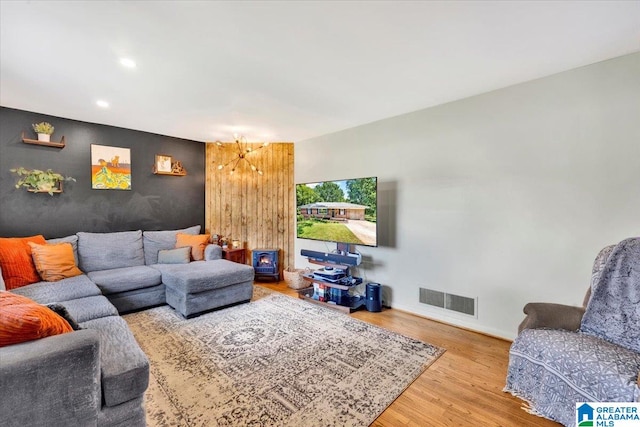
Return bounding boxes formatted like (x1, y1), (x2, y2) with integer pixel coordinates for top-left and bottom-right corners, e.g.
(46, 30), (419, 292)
(91, 144), (132, 190)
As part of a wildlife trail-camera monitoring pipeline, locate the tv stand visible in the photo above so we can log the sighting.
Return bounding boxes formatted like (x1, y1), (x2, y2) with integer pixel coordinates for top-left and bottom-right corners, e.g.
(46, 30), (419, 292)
(297, 250), (366, 313)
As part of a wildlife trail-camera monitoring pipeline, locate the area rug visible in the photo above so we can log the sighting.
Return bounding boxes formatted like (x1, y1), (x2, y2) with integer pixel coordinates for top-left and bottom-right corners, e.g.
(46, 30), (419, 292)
(124, 287), (445, 427)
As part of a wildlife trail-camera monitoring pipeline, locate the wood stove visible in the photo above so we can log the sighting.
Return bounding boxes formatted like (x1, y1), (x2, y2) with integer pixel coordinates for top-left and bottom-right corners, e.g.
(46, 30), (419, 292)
(252, 249), (279, 281)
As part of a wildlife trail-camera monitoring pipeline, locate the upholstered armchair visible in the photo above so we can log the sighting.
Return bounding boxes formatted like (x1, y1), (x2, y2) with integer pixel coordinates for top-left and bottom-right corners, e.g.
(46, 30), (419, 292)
(505, 238), (640, 427)
(516, 243), (614, 334)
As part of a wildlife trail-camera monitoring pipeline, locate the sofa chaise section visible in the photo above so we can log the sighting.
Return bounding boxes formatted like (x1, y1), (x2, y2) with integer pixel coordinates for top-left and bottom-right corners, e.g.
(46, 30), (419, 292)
(154, 259), (254, 317)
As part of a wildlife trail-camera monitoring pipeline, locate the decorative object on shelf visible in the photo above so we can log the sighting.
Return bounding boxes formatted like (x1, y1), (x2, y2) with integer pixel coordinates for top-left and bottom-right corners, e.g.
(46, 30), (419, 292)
(10, 167), (75, 195)
(210, 134), (270, 175)
(32, 122), (54, 142)
(155, 154), (172, 173)
(91, 144), (132, 190)
(171, 160), (185, 175)
(152, 155), (186, 176)
(231, 239), (240, 249)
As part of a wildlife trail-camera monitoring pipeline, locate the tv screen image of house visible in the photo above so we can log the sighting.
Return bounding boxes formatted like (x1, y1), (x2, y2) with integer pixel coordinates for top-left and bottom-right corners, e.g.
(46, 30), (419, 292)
(296, 176), (377, 247)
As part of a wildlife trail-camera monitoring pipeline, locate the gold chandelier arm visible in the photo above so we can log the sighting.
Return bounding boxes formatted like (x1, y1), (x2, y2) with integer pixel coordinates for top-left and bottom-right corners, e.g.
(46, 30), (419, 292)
(230, 157), (242, 173)
(244, 142), (270, 156)
(215, 157), (237, 170)
(244, 158), (263, 174)
(234, 139), (244, 155)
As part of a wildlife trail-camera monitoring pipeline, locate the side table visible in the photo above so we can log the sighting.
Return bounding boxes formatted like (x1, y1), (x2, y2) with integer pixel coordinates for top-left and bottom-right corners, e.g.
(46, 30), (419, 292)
(222, 248), (246, 264)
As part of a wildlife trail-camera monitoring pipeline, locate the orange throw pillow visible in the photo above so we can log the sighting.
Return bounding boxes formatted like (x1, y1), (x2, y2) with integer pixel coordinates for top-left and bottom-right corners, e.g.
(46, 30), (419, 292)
(175, 233), (210, 261)
(0, 292), (73, 347)
(29, 242), (83, 282)
(0, 235), (46, 290)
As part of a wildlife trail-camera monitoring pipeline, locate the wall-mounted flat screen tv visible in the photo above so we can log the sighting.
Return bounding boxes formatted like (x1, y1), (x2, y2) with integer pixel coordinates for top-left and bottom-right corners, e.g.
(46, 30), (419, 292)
(296, 176), (377, 247)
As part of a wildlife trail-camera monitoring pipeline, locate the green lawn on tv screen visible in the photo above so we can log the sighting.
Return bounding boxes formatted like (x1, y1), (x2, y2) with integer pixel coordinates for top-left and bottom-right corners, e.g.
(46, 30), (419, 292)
(297, 220), (363, 244)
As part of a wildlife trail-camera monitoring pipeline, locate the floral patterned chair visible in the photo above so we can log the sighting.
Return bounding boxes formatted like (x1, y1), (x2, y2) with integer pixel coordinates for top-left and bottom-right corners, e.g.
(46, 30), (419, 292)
(504, 238), (640, 427)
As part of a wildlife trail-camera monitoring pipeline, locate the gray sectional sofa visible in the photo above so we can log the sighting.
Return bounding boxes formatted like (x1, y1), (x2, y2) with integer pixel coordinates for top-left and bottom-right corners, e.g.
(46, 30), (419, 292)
(0, 226), (255, 427)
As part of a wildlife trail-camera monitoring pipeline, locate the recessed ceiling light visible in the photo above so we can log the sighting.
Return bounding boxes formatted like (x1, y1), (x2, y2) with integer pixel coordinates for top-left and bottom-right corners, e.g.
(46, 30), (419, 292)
(96, 100), (110, 108)
(119, 57), (136, 69)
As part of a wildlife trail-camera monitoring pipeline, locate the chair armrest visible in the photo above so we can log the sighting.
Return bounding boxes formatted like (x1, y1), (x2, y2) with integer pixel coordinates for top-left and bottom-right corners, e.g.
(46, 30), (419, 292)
(518, 302), (586, 334)
(0, 329), (101, 426)
(205, 244), (223, 261)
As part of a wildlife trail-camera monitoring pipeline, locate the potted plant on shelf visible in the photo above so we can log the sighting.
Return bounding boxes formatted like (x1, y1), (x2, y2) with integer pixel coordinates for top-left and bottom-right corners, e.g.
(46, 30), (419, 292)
(10, 167), (75, 195)
(32, 122), (55, 142)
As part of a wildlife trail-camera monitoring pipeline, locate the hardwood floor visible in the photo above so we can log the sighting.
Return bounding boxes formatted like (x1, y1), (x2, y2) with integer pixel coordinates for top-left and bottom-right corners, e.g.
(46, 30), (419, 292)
(257, 281), (560, 427)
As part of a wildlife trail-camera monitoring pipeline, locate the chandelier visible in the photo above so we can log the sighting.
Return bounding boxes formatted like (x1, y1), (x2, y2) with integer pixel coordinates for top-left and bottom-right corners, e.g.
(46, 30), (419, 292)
(213, 134), (269, 175)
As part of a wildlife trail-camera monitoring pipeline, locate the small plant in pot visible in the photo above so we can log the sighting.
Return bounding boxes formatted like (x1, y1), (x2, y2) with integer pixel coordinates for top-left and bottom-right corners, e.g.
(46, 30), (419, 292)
(32, 122), (55, 142)
(10, 167), (75, 195)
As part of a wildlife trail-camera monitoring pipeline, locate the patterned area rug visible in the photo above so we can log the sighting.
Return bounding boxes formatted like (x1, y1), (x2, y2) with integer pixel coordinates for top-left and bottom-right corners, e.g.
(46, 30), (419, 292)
(124, 287), (445, 427)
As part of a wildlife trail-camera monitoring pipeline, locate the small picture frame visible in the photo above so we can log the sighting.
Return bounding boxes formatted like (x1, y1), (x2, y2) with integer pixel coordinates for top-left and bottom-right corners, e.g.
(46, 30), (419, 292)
(155, 154), (172, 173)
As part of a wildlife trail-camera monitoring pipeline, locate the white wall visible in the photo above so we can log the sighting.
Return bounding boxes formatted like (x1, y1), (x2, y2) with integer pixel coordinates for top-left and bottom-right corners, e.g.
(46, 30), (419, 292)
(294, 53), (640, 340)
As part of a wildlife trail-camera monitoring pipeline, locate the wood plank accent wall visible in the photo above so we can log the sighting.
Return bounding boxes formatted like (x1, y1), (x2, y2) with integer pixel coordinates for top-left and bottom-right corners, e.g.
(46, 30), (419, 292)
(205, 142), (295, 270)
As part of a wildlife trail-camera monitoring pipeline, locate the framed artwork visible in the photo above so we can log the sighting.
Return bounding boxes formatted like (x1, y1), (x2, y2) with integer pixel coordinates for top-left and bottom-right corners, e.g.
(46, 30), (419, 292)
(91, 144), (132, 190)
(155, 154), (173, 173)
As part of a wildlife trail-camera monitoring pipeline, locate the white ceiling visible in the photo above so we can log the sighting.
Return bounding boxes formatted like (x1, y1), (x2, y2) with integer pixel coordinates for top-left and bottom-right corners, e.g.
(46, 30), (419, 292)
(1, 1), (639, 143)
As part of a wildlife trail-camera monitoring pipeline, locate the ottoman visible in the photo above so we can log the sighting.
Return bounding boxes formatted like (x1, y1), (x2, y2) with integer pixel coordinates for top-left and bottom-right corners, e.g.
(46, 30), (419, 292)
(158, 259), (255, 317)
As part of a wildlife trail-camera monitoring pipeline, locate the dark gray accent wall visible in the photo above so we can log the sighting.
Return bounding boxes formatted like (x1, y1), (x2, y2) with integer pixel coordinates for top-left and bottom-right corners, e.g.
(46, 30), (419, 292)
(0, 107), (205, 238)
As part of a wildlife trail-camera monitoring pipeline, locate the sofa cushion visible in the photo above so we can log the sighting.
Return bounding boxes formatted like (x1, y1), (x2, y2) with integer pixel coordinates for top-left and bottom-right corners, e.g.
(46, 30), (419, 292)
(0, 235), (46, 290)
(142, 225), (201, 265)
(155, 259), (254, 294)
(80, 316), (149, 407)
(10, 274), (101, 304)
(77, 230), (144, 273)
(87, 265), (162, 295)
(59, 295), (119, 323)
(176, 233), (210, 261)
(0, 292), (73, 347)
(29, 242), (83, 282)
(157, 247), (191, 264)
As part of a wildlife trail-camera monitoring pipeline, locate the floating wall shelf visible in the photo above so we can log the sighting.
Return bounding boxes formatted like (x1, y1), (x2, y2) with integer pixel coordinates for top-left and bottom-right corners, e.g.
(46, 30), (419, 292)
(152, 170), (187, 176)
(21, 132), (66, 148)
(26, 181), (64, 194)
(152, 167), (187, 176)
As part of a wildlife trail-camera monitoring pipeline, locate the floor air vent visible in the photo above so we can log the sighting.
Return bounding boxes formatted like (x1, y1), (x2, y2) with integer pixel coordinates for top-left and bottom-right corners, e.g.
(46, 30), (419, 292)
(419, 288), (476, 317)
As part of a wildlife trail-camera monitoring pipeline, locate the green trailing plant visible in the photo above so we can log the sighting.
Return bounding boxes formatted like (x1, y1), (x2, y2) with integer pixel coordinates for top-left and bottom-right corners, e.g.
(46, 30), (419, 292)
(32, 122), (55, 135)
(10, 167), (75, 195)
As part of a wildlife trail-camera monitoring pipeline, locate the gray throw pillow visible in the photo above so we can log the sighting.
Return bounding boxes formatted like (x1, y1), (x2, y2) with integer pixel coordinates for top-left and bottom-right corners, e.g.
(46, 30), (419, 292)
(157, 247), (191, 264)
(143, 225), (201, 265)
